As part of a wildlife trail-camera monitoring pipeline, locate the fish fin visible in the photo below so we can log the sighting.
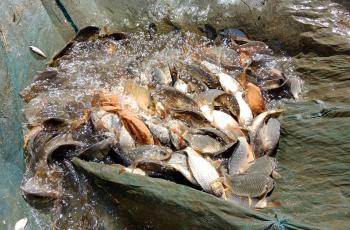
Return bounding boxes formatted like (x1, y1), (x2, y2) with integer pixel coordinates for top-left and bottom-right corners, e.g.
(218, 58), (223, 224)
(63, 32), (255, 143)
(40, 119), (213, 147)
(266, 201), (281, 208)
(248, 197), (253, 208)
(271, 170), (282, 179)
(238, 72), (248, 88)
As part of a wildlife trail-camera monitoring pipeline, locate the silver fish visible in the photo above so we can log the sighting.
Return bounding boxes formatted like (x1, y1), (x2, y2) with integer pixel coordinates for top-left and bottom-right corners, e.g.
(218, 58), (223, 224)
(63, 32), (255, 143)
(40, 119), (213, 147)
(184, 133), (222, 156)
(15, 217), (28, 230)
(234, 91), (253, 127)
(145, 121), (170, 146)
(227, 173), (274, 198)
(200, 105), (242, 141)
(261, 118), (280, 156)
(184, 147), (223, 196)
(200, 61), (242, 95)
(118, 125), (136, 152)
(228, 136), (254, 175)
(245, 155), (278, 177)
(29, 45), (47, 58)
(167, 151), (199, 185)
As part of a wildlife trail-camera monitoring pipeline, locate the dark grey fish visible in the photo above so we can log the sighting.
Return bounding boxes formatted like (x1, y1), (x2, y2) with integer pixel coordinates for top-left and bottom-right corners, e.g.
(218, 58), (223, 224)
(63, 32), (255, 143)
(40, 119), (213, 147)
(195, 127), (232, 145)
(169, 108), (211, 128)
(78, 136), (114, 161)
(50, 41), (76, 67)
(73, 26), (100, 42)
(199, 24), (217, 40)
(148, 23), (157, 39)
(151, 86), (198, 112)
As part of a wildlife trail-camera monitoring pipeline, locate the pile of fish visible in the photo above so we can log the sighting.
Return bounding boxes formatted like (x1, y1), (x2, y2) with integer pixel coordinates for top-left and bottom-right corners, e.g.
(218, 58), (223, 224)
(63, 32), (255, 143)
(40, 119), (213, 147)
(20, 23), (301, 215)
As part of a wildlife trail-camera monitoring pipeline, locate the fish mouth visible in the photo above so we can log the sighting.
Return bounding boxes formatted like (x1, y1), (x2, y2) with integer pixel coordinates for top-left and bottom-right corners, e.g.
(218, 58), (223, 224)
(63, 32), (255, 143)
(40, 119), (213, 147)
(21, 177), (60, 210)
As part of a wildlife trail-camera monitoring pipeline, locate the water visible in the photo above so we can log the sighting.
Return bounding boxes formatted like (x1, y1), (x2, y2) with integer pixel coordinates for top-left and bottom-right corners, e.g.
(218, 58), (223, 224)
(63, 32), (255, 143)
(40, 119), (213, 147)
(1, 0), (350, 229)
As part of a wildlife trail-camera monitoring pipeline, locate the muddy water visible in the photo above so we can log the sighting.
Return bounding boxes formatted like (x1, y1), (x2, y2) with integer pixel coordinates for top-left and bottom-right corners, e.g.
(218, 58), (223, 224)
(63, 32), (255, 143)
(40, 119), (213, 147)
(1, 0), (350, 229)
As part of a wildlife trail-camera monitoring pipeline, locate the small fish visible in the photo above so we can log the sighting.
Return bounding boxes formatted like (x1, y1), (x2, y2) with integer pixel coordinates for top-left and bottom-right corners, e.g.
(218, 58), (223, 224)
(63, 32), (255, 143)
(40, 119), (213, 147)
(234, 91), (253, 127)
(200, 61), (242, 95)
(148, 22), (157, 39)
(288, 77), (302, 100)
(169, 108), (210, 128)
(15, 217), (28, 230)
(184, 147), (223, 196)
(173, 78), (189, 93)
(29, 46), (47, 58)
(151, 66), (172, 86)
(228, 136), (254, 175)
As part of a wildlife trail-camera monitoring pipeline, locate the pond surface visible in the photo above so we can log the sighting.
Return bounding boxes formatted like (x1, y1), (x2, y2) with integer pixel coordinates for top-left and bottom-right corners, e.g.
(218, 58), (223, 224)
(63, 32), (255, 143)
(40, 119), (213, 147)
(1, 0), (349, 229)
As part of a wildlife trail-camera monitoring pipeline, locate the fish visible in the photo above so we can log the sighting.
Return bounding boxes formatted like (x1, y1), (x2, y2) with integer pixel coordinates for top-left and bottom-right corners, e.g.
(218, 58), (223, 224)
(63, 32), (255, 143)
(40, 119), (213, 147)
(249, 110), (283, 156)
(49, 41), (76, 67)
(245, 82), (266, 116)
(228, 136), (255, 175)
(123, 80), (153, 111)
(226, 173), (274, 198)
(151, 86), (198, 113)
(118, 125), (136, 152)
(42, 133), (85, 164)
(234, 91), (253, 127)
(73, 26), (100, 42)
(29, 46), (47, 58)
(167, 120), (189, 150)
(167, 151), (199, 185)
(199, 24), (217, 40)
(200, 105), (242, 141)
(124, 145), (172, 162)
(261, 118), (280, 156)
(78, 136), (114, 161)
(169, 108), (211, 128)
(237, 41), (271, 55)
(195, 127), (232, 145)
(201, 46), (241, 70)
(183, 133), (222, 156)
(184, 147), (223, 196)
(173, 78), (189, 93)
(288, 76), (302, 100)
(245, 155), (279, 178)
(200, 61), (242, 95)
(90, 109), (121, 136)
(145, 121), (171, 146)
(148, 22), (157, 39)
(151, 66), (173, 86)
(14, 217), (28, 230)
(219, 28), (248, 40)
(118, 110), (154, 145)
